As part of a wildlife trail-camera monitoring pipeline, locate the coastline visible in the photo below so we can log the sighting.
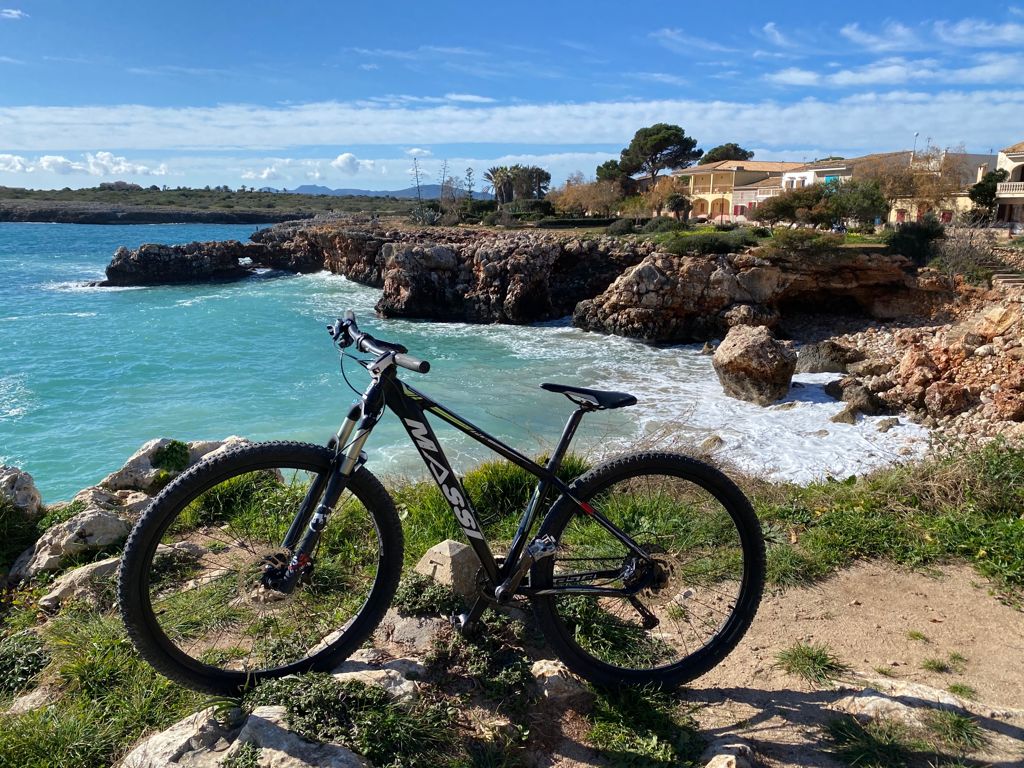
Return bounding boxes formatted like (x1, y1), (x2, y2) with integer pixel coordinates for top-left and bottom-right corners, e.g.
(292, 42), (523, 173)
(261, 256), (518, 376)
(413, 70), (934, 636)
(0, 200), (316, 225)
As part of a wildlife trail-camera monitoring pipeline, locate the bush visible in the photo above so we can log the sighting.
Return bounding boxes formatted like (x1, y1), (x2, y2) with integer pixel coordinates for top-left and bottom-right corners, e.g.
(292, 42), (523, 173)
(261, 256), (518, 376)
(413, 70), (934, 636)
(605, 218), (635, 235)
(763, 227), (844, 257)
(481, 211), (498, 225)
(640, 216), (687, 234)
(392, 573), (464, 617)
(152, 440), (189, 472)
(713, 221), (737, 231)
(536, 217), (617, 229)
(659, 228), (758, 256)
(884, 214), (945, 265)
(0, 631), (48, 696)
(504, 198), (553, 216)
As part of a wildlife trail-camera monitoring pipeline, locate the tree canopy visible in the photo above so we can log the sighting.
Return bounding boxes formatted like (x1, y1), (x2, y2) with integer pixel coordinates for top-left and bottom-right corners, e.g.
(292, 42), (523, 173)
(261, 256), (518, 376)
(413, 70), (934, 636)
(968, 168), (1009, 213)
(701, 143), (754, 164)
(752, 179), (887, 226)
(617, 124), (702, 185)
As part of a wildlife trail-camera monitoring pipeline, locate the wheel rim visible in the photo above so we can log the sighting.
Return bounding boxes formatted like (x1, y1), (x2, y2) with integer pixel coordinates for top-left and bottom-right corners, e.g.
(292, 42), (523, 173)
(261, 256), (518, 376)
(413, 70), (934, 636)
(546, 469), (751, 673)
(141, 462), (383, 677)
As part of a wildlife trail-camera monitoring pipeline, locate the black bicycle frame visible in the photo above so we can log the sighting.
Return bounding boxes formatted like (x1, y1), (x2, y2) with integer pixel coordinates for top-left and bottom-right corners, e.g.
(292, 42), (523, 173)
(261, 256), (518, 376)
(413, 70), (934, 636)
(284, 359), (653, 600)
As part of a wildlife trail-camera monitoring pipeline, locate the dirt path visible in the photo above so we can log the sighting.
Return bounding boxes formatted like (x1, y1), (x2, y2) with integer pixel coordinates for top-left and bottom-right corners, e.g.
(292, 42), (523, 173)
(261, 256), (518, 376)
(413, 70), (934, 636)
(684, 562), (1024, 767)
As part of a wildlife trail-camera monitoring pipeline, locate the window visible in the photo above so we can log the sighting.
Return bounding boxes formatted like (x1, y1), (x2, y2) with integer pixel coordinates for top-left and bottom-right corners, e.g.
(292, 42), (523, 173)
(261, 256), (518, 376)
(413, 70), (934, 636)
(896, 209), (907, 223)
(941, 210), (953, 223)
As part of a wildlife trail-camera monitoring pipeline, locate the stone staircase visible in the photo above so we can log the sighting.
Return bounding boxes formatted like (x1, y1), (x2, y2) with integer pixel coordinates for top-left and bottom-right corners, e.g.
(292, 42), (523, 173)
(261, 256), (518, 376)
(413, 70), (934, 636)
(979, 253), (1024, 292)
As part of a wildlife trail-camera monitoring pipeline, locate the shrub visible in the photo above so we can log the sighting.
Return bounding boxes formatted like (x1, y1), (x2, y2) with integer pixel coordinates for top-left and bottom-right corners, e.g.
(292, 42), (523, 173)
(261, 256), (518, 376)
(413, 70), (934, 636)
(152, 440), (189, 472)
(883, 214), (945, 265)
(536, 217), (617, 229)
(762, 227), (844, 257)
(605, 218), (635, 235)
(641, 216), (687, 233)
(481, 211), (498, 225)
(0, 631), (48, 696)
(659, 228), (758, 256)
(392, 573), (464, 617)
(713, 221), (737, 231)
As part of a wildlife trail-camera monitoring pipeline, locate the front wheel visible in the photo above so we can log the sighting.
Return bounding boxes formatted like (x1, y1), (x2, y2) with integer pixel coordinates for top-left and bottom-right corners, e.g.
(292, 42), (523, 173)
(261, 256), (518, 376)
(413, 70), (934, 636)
(531, 452), (765, 689)
(118, 441), (403, 694)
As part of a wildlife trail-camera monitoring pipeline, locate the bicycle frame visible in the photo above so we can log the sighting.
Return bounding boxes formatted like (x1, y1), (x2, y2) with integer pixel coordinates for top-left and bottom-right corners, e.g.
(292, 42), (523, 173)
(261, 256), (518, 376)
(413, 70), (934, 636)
(283, 357), (654, 607)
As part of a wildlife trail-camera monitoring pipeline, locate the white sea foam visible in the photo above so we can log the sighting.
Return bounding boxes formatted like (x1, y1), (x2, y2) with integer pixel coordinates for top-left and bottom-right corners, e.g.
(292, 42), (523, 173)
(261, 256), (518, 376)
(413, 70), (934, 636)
(0, 375), (35, 421)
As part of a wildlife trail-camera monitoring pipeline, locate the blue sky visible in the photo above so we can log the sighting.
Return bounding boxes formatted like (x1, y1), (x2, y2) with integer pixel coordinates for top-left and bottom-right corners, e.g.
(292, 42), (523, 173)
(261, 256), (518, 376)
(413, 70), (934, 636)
(1, 1), (1022, 190)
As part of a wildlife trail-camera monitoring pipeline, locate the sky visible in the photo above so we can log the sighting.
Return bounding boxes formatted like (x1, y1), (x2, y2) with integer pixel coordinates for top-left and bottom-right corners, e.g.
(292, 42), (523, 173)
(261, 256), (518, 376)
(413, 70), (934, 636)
(1, 1), (1022, 191)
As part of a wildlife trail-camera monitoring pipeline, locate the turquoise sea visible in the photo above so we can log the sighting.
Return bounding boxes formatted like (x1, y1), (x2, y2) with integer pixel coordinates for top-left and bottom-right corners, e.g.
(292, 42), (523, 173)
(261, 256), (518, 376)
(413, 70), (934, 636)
(0, 223), (928, 502)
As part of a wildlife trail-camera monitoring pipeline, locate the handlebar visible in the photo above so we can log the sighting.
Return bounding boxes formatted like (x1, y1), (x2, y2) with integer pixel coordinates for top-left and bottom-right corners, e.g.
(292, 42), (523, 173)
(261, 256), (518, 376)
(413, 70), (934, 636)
(328, 311), (431, 374)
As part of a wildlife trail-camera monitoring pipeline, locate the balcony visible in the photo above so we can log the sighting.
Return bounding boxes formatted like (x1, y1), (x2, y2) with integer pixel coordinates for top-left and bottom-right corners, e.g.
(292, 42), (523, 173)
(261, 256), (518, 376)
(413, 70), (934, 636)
(997, 182), (1024, 197)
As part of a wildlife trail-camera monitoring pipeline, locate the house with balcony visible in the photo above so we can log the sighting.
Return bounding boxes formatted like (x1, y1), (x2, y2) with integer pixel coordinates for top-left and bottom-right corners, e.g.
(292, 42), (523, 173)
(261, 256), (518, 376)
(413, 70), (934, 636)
(731, 177), (783, 220)
(672, 160), (802, 221)
(995, 140), (1024, 227)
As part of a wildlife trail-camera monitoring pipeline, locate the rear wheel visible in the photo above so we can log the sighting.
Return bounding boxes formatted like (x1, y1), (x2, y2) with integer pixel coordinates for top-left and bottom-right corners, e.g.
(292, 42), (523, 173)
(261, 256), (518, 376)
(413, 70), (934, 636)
(118, 441), (402, 694)
(531, 452), (764, 688)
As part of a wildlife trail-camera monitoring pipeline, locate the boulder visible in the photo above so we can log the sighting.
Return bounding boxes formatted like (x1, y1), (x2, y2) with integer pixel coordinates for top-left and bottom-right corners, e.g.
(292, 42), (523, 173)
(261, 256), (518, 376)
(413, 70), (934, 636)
(332, 649), (423, 705)
(10, 508), (131, 580)
(795, 340), (863, 374)
(414, 539), (480, 598)
(375, 608), (447, 653)
(102, 436), (247, 493)
(0, 466), (42, 517)
(531, 659), (591, 704)
(227, 706), (367, 768)
(119, 707), (233, 768)
(38, 555), (120, 611)
(100, 241), (266, 286)
(699, 737), (756, 768)
(712, 326), (797, 406)
(923, 381), (970, 417)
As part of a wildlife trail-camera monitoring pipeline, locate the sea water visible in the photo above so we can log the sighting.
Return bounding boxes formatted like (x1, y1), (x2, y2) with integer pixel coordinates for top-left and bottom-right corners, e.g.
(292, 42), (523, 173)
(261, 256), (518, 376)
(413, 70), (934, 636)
(0, 222), (928, 501)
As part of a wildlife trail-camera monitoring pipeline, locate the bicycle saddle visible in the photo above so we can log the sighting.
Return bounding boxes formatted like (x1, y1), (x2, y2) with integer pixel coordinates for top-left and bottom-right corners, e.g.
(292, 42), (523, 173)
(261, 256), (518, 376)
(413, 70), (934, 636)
(540, 383), (638, 410)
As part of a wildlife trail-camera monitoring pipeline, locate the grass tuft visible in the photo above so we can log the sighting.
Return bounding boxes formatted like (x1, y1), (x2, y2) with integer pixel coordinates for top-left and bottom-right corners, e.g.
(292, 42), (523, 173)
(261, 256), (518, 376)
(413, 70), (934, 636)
(826, 715), (917, 768)
(922, 658), (951, 673)
(587, 686), (704, 767)
(907, 630), (929, 642)
(775, 641), (850, 687)
(922, 709), (988, 753)
(393, 573), (465, 617)
(946, 683), (977, 701)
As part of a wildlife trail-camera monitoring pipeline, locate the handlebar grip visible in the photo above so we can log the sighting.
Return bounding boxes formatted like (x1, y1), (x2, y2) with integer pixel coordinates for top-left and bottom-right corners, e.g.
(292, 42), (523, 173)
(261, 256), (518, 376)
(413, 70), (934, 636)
(395, 353), (430, 374)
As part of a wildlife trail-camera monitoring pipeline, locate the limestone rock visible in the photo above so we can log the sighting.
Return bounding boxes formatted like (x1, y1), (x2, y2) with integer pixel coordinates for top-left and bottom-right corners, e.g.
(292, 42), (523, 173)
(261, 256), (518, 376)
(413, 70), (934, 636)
(795, 340), (863, 374)
(414, 539), (481, 598)
(102, 436), (248, 493)
(375, 608), (447, 653)
(10, 509), (131, 580)
(100, 241), (266, 286)
(332, 650), (422, 705)
(228, 706), (368, 768)
(923, 381), (970, 417)
(712, 326), (797, 406)
(0, 465), (42, 517)
(5, 686), (55, 715)
(38, 555), (120, 611)
(699, 737), (755, 768)
(531, 659), (591, 704)
(119, 707), (233, 768)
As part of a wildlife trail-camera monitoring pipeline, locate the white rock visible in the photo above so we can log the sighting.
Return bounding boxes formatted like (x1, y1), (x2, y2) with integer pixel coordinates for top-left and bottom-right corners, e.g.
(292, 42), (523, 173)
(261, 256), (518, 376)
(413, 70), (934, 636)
(0, 465), (42, 517)
(376, 608), (447, 653)
(11, 508), (131, 580)
(531, 659), (591, 703)
(331, 668), (418, 705)
(118, 707), (231, 768)
(229, 706), (368, 768)
(414, 539), (481, 598)
(102, 436), (249, 494)
(5, 686), (54, 715)
(38, 555), (120, 611)
(700, 737), (755, 768)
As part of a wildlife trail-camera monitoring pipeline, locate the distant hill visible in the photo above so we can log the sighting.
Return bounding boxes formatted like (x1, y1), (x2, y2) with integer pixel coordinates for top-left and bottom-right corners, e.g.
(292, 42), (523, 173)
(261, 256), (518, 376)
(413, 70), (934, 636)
(274, 184), (494, 200)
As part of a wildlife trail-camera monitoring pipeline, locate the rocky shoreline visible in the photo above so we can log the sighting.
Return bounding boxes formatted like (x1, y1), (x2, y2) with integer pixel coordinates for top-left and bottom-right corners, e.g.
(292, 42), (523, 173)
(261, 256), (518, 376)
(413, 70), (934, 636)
(89, 219), (1024, 451)
(0, 199), (315, 225)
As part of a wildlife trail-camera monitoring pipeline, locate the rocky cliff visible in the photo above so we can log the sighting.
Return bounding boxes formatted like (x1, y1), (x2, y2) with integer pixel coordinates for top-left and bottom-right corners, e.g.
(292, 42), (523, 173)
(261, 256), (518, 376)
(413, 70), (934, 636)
(574, 247), (954, 342)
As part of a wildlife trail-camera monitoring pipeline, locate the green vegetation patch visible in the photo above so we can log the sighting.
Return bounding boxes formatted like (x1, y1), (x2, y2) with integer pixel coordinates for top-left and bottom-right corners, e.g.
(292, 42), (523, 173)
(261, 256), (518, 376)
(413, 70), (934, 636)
(393, 573), (464, 617)
(826, 715), (923, 768)
(588, 686), (703, 767)
(657, 227), (759, 256)
(246, 673), (456, 768)
(752, 439), (1024, 597)
(761, 228), (844, 258)
(0, 630), (48, 697)
(152, 440), (190, 472)
(775, 641), (850, 687)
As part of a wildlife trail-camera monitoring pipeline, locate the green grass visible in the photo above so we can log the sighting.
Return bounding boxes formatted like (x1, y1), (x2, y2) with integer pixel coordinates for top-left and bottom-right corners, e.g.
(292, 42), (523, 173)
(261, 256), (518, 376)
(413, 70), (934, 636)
(826, 715), (923, 767)
(393, 573), (464, 617)
(946, 683), (977, 700)
(587, 687), (704, 767)
(245, 673), (456, 768)
(752, 440), (1024, 597)
(922, 710), (987, 753)
(907, 630), (929, 642)
(922, 658), (951, 673)
(775, 642), (850, 687)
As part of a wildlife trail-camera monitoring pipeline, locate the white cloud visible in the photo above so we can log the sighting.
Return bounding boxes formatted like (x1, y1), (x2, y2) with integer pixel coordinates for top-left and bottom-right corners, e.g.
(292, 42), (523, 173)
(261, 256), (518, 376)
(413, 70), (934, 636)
(650, 28), (736, 54)
(85, 151), (168, 176)
(241, 166), (281, 181)
(0, 153), (29, 172)
(631, 72), (688, 86)
(0, 8), (27, 19)
(0, 55), (23, 64)
(358, 63), (379, 71)
(405, 147), (432, 157)
(38, 155), (81, 174)
(444, 93), (495, 103)
(768, 54), (1024, 87)
(766, 67), (820, 86)
(0, 93), (1020, 164)
(761, 22), (791, 47)
(840, 21), (922, 52)
(934, 19), (1024, 46)
(1011, 7), (1024, 18)
(329, 152), (375, 174)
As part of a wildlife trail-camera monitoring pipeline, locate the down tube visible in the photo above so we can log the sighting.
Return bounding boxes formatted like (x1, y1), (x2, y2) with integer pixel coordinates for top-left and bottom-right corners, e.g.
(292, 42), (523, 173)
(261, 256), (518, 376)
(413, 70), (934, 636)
(388, 388), (500, 585)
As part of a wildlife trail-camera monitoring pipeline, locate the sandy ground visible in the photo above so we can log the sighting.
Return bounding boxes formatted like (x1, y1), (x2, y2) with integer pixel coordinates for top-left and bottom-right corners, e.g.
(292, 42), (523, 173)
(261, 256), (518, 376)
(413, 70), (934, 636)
(542, 562), (1024, 767)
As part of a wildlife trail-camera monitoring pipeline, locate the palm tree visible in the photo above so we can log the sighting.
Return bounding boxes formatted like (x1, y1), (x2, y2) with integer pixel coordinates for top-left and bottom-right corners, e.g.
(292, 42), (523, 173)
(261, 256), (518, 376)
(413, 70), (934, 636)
(484, 166), (512, 205)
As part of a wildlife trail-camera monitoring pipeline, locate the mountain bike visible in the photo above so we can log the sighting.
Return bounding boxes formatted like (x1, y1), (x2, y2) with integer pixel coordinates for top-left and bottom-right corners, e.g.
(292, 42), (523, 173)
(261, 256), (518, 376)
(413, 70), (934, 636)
(118, 312), (765, 694)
